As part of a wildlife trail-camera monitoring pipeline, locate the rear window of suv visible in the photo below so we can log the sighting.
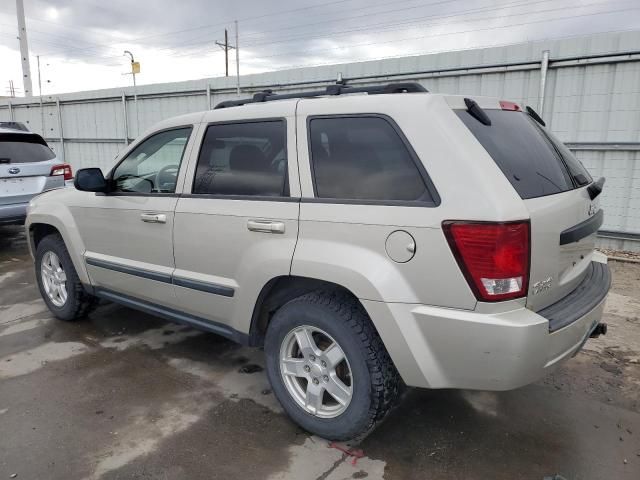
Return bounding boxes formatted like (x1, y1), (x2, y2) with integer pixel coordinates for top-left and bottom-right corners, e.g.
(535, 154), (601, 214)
(0, 133), (56, 164)
(456, 109), (592, 199)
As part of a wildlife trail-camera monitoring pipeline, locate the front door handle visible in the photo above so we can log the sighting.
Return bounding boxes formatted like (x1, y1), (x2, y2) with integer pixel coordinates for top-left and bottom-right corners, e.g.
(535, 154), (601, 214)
(247, 219), (285, 234)
(140, 213), (167, 224)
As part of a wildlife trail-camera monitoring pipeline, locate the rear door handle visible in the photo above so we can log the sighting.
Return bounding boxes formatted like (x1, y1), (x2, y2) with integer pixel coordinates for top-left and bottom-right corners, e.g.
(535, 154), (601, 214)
(247, 219), (285, 234)
(140, 213), (167, 224)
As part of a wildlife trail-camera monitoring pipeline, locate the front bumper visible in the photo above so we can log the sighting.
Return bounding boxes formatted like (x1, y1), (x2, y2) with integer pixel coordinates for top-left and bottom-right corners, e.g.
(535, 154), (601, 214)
(363, 259), (610, 391)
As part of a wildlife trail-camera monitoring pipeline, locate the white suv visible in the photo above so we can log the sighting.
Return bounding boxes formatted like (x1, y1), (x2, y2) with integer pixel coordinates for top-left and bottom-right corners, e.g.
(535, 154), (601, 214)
(26, 83), (610, 440)
(1, 128), (72, 225)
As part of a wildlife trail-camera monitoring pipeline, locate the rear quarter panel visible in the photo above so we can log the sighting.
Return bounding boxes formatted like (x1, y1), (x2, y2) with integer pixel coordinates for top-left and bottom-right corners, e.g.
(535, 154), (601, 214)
(293, 94), (530, 308)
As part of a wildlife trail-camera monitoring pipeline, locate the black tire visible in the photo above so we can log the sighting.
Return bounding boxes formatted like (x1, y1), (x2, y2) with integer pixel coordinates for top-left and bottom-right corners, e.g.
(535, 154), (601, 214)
(35, 233), (98, 321)
(264, 289), (401, 440)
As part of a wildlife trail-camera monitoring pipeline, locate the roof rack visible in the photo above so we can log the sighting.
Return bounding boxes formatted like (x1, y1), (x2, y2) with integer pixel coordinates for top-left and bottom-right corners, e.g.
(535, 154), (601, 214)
(214, 82), (427, 109)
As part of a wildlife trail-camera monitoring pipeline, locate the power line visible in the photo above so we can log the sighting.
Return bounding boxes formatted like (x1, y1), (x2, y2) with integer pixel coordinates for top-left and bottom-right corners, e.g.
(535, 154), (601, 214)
(89, 3), (637, 76)
(120, 0), (569, 58)
(167, 0), (626, 59)
(20, 0), (498, 61)
(33, 0), (371, 57)
(242, 0), (628, 49)
(240, 0), (499, 41)
(0, 25), (113, 54)
(257, 26), (640, 73)
(20, 0), (560, 60)
(247, 7), (640, 70)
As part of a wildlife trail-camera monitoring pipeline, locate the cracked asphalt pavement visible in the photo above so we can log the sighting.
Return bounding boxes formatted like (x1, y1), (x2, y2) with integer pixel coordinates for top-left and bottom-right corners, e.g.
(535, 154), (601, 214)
(1, 225), (639, 479)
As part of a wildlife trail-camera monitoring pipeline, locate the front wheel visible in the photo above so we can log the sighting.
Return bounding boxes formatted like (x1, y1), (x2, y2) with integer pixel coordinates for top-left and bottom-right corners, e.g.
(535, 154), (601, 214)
(35, 233), (97, 321)
(264, 290), (400, 440)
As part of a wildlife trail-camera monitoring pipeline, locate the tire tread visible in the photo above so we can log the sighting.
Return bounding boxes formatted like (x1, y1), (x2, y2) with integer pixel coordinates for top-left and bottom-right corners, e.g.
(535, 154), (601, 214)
(283, 289), (401, 440)
(36, 234), (98, 321)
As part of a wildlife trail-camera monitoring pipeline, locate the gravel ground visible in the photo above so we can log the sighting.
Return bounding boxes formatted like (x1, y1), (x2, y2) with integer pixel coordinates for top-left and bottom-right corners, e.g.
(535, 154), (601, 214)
(599, 248), (640, 263)
(1, 226), (639, 480)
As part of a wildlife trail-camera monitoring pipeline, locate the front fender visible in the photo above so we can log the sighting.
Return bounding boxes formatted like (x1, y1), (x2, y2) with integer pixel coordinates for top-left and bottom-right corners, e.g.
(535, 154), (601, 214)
(26, 191), (90, 285)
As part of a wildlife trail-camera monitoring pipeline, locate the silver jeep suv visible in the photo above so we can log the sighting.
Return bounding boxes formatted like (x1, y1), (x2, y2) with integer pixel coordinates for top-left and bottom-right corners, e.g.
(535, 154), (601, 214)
(26, 83), (610, 440)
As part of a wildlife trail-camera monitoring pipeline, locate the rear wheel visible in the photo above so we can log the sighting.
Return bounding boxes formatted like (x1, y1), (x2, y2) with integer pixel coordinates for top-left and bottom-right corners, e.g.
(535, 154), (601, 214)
(35, 234), (97, 321)
(265, 290), (400, 440)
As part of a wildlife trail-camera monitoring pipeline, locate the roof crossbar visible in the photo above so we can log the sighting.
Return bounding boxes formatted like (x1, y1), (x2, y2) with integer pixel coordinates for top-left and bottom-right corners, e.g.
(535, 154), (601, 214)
(214, 82), (427, 109)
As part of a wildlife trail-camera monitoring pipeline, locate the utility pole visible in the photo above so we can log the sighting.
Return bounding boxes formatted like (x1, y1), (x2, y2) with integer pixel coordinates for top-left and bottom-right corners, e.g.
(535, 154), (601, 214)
(215, 29), (235, 77)
(224, 29), (229, 77)
(15, 0), (33, 97)
(235, 20), (240, 95)
(37, 55), (44, 135)
(36, 55), (43, 97)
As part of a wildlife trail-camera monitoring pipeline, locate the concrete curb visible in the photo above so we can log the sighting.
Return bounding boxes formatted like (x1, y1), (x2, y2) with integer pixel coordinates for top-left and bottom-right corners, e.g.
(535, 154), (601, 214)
(607, 255), (640, 264)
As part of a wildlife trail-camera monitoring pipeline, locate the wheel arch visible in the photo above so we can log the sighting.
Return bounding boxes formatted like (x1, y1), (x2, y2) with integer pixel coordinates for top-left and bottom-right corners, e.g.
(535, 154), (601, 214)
(29, 223), (61, 251)
(26, 211), (90, 285)
(248, 276), (366, 347)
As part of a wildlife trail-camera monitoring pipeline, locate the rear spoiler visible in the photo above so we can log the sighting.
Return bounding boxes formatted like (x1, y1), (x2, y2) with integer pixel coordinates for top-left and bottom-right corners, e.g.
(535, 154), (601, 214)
(587, 177), (605, 200)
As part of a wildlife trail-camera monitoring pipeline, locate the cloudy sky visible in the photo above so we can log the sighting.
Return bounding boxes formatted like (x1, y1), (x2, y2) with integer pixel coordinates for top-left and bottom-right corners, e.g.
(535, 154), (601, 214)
(0, 0), (639, 96)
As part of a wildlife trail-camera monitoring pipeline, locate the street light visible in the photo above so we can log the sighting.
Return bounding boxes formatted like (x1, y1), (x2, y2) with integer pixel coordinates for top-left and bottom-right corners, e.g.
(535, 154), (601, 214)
(123, 50), (138, 87)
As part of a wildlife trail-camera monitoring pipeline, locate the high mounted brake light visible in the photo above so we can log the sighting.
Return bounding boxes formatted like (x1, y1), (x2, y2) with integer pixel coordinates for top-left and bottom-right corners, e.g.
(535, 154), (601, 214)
(499, 100), (521, 111)
(443, 221), (530, 302)
(50, 163), (73, 181)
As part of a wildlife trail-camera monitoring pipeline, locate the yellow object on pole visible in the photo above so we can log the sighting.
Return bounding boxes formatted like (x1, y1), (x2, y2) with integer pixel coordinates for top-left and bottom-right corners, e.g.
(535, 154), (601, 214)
(131, 62), (140, 74)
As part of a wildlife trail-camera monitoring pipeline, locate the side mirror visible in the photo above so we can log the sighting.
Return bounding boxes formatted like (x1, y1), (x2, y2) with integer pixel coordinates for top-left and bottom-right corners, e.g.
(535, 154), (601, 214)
(74, 168), (108, 192)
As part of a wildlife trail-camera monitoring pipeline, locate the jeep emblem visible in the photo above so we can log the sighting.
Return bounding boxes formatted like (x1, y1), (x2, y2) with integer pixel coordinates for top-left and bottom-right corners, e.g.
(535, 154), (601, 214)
(8, 167), (20, 175)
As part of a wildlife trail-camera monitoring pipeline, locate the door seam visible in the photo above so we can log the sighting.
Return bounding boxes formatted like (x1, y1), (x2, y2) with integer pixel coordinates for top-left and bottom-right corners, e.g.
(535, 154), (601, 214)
(289, 99), (302, 275)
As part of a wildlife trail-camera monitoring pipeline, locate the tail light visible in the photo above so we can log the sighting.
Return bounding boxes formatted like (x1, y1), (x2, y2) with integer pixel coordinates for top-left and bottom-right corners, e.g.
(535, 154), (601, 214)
(443, 221), (530, 302)
(50, 163), (73, 181)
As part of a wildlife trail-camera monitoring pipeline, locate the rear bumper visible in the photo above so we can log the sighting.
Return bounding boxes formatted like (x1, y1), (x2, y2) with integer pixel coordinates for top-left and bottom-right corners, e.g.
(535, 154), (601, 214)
(1, 178), (69, 226)
(539, 260), (611, 332)
(363, 259), (610, 391)
(0, 202), (28, 225)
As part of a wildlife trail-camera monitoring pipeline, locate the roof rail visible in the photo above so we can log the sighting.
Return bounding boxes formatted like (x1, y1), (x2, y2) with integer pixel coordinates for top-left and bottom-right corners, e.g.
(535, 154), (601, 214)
(214, 82), (427, 109)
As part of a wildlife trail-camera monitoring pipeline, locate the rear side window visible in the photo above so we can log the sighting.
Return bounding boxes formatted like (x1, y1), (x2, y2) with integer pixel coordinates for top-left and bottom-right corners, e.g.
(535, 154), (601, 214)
(0, 133), (56, 164)
(456, 110), (592, 199)
(308, 116), (434, 203)
(193, 120), (288, 197)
